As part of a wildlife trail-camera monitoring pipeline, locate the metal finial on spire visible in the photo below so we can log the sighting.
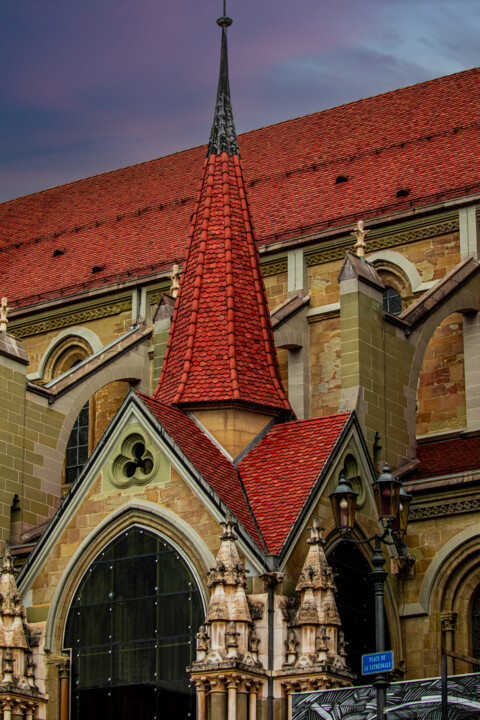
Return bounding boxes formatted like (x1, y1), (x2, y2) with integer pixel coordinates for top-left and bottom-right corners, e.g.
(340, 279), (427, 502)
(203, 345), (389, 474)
(217, 0), (232, 28)
(217, 0), (231, 26)
(208, 4), (239, 156)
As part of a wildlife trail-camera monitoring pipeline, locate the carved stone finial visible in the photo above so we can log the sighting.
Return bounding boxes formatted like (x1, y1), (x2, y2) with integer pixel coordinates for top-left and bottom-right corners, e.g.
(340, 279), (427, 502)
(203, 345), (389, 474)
(285, 628), (299, 665)
(307, 517), (325, 546)
(2, 544), (15, 576)
(170, 264), (181, 298)
(351, 220), (369, 258)
(0, 298), (8, 333)
(219, 514), (237, 541)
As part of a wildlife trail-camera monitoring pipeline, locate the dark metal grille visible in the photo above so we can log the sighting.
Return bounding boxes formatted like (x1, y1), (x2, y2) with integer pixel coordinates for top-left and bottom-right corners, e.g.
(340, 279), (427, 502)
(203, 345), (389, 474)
(64, 527), (204, 720)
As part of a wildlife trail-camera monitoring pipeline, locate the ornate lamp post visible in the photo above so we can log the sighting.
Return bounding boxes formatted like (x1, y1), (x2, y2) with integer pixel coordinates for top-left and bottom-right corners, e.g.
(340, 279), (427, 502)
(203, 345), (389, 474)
(329, 465), (413, 720)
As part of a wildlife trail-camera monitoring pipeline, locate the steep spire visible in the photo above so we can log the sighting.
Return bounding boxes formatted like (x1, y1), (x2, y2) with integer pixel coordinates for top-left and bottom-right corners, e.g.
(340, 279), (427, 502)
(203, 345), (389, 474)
(208, 13), (239, 156)
(154, 12), (292, 417)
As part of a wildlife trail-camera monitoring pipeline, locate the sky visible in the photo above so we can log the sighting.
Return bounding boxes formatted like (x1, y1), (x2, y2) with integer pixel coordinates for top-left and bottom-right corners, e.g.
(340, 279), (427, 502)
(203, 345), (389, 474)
(1, 0), (480, 203)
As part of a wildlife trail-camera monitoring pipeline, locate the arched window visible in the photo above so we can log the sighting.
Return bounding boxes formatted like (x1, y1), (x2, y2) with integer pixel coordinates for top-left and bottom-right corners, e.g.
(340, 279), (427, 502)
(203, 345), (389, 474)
(383, 286), (402, 315)
(43, 337), (94, 484)
(65, 401), (90, 483)
(64, 527), (204, 720)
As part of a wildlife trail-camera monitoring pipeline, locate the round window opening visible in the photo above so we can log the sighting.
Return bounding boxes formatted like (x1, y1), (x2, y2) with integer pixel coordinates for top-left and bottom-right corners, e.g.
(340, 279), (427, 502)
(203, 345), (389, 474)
(112, 434), (155, 487)
(124, 442), (154, 478)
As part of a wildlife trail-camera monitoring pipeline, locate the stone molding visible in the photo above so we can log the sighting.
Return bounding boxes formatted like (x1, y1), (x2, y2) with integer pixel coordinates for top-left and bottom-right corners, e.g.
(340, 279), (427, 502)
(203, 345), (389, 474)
(410, 497), (480, 520)
(305, 217), (459, 268)
(10, 299), (131, 339)
(261, 259), (288, 277)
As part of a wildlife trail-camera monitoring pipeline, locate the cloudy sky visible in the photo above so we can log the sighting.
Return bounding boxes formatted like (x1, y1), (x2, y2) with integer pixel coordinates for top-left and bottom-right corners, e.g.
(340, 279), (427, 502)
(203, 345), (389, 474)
(1, 0), (479, 202)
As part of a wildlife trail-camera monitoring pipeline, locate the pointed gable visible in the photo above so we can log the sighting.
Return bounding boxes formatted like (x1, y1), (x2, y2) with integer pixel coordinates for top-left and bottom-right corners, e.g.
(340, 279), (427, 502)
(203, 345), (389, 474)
(154, 17), (291, 416)
(238, 413), (352, 555)
(139, 394), (265, 550)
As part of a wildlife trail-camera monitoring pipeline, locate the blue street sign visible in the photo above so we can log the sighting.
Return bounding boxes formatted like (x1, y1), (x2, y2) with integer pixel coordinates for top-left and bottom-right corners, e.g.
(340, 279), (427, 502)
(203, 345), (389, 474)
(362, 650), (394, 675)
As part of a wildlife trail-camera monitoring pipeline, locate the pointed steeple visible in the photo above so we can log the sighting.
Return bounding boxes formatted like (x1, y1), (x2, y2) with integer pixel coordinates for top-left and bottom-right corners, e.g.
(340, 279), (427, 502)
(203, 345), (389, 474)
(155, 12), (292, 418)
(208, 14), (239, 157)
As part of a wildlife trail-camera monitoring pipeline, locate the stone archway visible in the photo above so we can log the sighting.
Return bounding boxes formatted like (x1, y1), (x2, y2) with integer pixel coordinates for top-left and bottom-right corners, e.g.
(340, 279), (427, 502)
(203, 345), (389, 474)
(404, 281), (479, 459)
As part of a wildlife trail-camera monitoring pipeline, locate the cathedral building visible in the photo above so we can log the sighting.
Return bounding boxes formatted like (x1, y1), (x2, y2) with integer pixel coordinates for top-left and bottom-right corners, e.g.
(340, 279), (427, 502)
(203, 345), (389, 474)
(1, 11), (480, 720)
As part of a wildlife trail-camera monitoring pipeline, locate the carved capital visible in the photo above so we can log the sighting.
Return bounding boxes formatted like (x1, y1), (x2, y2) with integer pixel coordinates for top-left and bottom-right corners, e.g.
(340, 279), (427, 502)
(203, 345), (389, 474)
(441, 611), (458, 632)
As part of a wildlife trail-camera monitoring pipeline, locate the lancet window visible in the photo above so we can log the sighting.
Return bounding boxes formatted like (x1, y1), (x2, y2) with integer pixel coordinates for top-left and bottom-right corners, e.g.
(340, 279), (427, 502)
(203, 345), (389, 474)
(64, 526), (204, 720)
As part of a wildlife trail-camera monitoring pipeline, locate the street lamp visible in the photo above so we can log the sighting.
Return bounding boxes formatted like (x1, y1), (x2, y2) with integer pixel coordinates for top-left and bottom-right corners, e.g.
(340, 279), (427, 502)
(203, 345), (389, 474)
(329, 464), (412, 720)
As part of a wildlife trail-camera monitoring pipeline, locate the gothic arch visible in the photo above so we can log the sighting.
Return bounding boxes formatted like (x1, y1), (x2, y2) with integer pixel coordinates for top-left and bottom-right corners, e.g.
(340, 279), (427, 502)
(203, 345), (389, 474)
(325, 529), (405, 680)
(421, 523), (480, 671)
(405, 282), (479, 456)
(28, 348), (151, 495)
(368, 250), (429, 294)
(29, 327), (103, 382)
(44, 501), (212, 655)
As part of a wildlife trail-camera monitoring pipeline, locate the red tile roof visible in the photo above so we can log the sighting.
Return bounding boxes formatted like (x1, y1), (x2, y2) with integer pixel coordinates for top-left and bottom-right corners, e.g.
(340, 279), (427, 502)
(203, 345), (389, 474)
(238, 413), (351, 554)
(154, 149), (291, 412)
(139, 393), (264, 549)
(154, 20), (290, 414)
(3, 68), (480, 309)
(407, 435), (480, 480)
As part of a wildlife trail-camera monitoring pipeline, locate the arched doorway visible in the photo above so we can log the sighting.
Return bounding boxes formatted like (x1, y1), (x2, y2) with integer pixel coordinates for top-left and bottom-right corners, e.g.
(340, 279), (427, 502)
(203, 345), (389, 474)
(328, 541), (390, 682)
(64, 526), (204, 719)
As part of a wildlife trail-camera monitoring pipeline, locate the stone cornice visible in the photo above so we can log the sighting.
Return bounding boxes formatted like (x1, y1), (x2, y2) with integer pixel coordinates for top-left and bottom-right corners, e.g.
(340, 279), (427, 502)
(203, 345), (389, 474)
(9, 295), (132, 339)
(305, 212), (459, 268)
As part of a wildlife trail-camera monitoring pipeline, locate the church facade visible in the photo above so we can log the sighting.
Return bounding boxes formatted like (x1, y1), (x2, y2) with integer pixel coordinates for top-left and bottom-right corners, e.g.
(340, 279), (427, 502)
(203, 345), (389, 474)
(1, 13), (480, 720)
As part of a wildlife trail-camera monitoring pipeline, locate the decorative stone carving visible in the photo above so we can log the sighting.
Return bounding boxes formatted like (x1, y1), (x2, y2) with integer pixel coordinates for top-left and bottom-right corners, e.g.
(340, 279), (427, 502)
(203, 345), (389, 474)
(280, 518), (354, 685)
(0, 298), (8, 333)
(247, 599), (265, 621)
(170, 264), (181, 298)
(280, 597), (300, 627)
(0, 547), (46, 712)
(191, 516), (262, 670)
(189, 518), (266, 719)
(441, 611), (458, 633)
(111, 434), (155, 488)
(351, 220), (369, 257)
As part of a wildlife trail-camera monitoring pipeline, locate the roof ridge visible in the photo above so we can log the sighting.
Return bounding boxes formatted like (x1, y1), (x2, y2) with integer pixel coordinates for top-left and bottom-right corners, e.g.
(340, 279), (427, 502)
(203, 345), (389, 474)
(238, 66), (480, 140)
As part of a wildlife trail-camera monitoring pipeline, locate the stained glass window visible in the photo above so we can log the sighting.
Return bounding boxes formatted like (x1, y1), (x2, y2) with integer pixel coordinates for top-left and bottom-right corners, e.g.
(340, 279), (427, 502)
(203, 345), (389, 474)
(64, 527), (204, 720)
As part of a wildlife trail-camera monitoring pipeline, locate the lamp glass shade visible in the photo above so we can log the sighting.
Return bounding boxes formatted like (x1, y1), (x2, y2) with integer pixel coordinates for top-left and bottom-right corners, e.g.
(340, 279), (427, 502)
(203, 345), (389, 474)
(329, 475), (358, 534)
(372, 464), (402, 521)
(392, 486), (412, 537)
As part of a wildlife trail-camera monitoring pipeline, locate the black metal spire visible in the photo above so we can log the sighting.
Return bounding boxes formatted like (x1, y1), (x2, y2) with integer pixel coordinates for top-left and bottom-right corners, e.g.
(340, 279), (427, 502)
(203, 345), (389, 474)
(207, 7), (240, 157)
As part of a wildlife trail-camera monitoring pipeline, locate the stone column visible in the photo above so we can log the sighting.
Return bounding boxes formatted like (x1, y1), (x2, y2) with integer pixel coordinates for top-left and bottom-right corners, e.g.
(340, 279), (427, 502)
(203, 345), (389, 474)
(227, 677), (237, 720)
(441, 611), (458, 675)
(3, 701), (12, 720)
(196, 680), (208, 720)
(210, 677), (227, 720)
(248, 683), (257, 720)
(59, 657), (70, 720)
(235, 677), (248, 720)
